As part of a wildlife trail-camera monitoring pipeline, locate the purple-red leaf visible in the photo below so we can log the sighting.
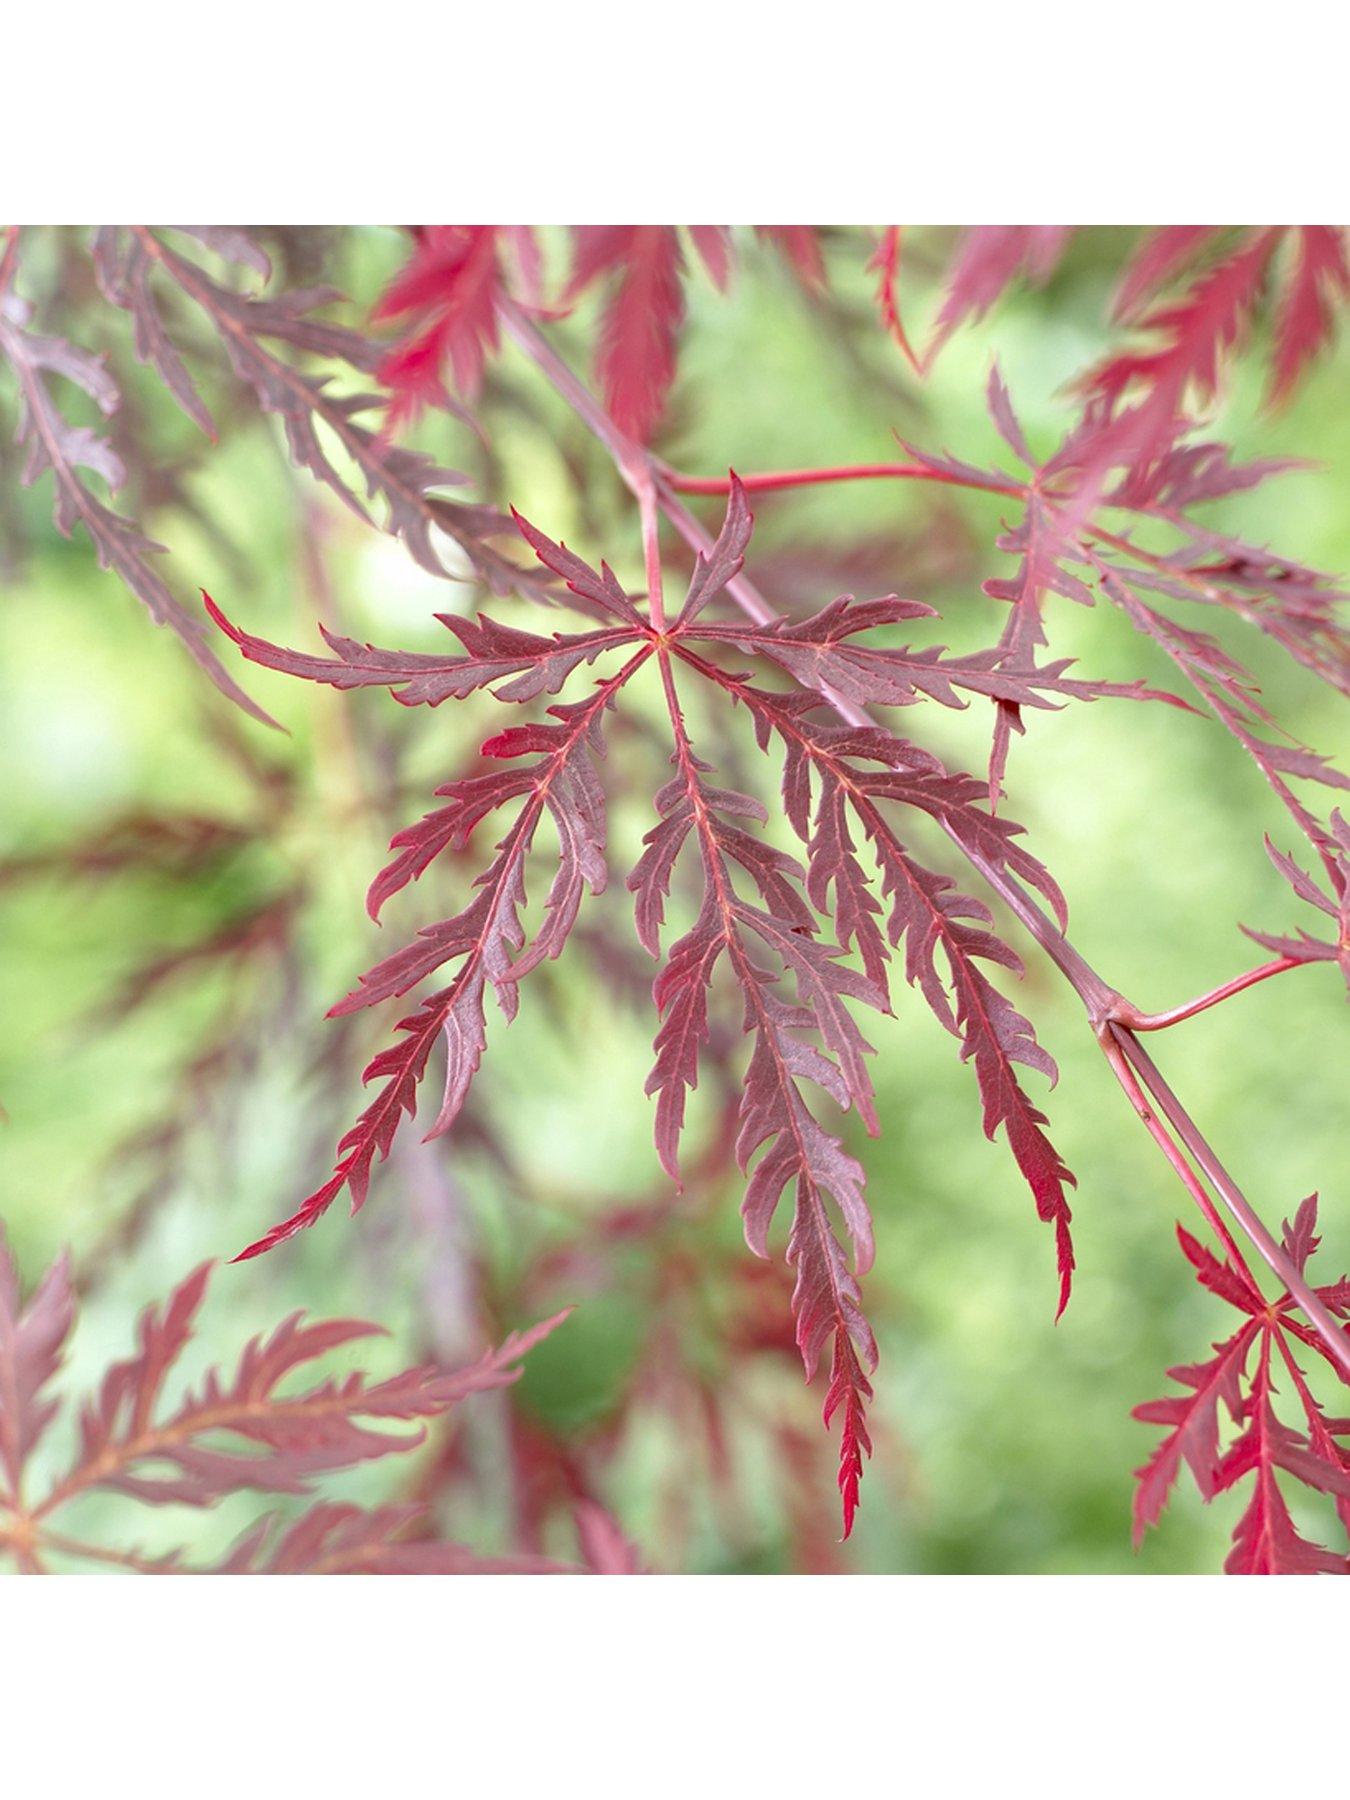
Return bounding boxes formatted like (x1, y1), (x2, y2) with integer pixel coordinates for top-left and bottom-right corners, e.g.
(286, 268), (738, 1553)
(0, 1244), (571, 1573)
(373, 225), (505, 430)
(1134, 1201), (1350, 1573)
(0, 1231), (75, 1506)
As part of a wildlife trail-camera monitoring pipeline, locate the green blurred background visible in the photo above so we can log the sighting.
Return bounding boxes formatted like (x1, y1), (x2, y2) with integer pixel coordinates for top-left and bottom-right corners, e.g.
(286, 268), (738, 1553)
(1, 226), (1346, 1573)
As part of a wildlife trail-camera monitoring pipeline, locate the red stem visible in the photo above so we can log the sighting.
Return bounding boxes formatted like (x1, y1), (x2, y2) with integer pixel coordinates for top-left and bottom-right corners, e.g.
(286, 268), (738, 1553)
(636, 472), (667, 631)
(1115, 956), (1308, 1031)
(1095, 1028), (1260, 1291)
(1112, 1027), (1350, 1381)
(665, 461), (1021, 500)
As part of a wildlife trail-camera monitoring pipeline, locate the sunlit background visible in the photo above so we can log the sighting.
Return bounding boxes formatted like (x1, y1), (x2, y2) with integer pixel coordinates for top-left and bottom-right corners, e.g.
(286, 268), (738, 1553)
(1, 226), (1346, 1573)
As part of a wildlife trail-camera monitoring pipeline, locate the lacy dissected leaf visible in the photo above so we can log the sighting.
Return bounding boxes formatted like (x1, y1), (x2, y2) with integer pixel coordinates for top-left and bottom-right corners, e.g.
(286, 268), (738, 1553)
(868, 226), (921, 371)
(755, 225), (826, 288)
(1114, 439), (1309, 512)
(509, 509), (648, 628)
(0, 1232), (75, 1507)
(372, 225), (506, 431)
(933, 373), (1350, 847)
(629, 677), (882, 1536)
(207, 510), (655, 1259)
(1218, 1354), (1350, 1575)
(925, 225), (1073, 363)
(235, 673), (631, 1260)
(1111, 224), (1350, 409)
(0, 277), (275, 725)
(204, 593), (635, 707)
(99, 227), (555, 608)
(1094, 558), (1350, 859)
(371, 223), (819, 444)
(566, 226), (750, 443)
(0, 1236), (572, 1573)
(702, 676), (1076, 1313)
(1133, 1207), (1350, 1574)
(1124, 505), (1350, 702)
(224, 1489), (636, 1574)
(65, 1271), (570, 1507)
(690, 592), (1160, 726)
(219, 1501), (574, 1574)
(1080, 227), (1316, 491)
(981, 497), (1085, 801)
(1269, 226), (1350, 402)
(1111, 226), (1222, 323)
(1243, 815), (1350, 990)
(207, 482), (1077, 1535)
(92, 227), (219, 437)
(566, 226), (694, 443)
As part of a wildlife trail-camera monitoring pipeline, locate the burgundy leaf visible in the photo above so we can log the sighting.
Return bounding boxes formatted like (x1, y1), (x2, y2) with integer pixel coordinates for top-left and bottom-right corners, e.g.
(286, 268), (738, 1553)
(222, 1501), (574, 1574)
(756, 225), (826, 288)
(928, 225), (1072, 361)
(0, 1232), (75, 1506)
(111, 227), (554, 608)
(1, 1243), (571, 1573)
(1081, 229), (1281, 492)
(567, 226), (688, 444)
(1111, 226), (1220, 322)
(0, 276), (277, 726)
(204, 593), (636, 708)
(373, 225), (505, 430)
(1134, 1200), (1350, 1573)
(1269, 226), (1350, 404)
(868, 226), (921, 371)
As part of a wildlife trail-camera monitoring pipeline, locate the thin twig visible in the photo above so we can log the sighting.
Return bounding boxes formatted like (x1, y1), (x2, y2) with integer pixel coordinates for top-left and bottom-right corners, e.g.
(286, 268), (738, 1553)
(665, 461), (1021, 500)
(1115, 956), (1308, 1031)
(1095, 1027), (1259, 1289)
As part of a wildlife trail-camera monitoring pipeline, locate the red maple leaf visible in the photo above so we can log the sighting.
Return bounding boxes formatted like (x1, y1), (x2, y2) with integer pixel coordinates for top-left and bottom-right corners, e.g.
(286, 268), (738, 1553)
(565, 226), (721, 444)
(373, 225), (507, 432)
(1133, 1201), (1350, 1574)
(1081, 227), (1350, 492)
(0, 1228), (577, 1574)
(906, 370), (1350, 858)
(565, 226), (826, 443)
(207, 481), (1077, 1534)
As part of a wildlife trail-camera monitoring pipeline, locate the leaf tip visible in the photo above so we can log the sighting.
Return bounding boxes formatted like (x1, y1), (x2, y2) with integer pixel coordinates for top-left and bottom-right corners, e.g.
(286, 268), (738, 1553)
(201, 590), (240, 644)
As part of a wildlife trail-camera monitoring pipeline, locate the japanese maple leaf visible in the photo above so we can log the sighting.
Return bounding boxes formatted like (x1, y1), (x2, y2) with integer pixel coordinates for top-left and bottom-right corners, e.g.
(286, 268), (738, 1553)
(208, 480), (1078, 1534)
(372, 225), (509, 433)
(89, 226), (558, 610)
(1243, 814), (1350, 994)
(0, 1228), (574, 1574)
(1081, 226), (1350, 494)
(872, 225), (1073, 369)
(564, 226), (825, 444)
(367, 224), (825, 446)
(908, 370), (1350, 856)
(1133, 1200), (1350, 1574)
(887, 225), (1348, 447)
(0, 252), (276, 727)
(1110, 224), (1350, 410)
(564, 226), (728, 443)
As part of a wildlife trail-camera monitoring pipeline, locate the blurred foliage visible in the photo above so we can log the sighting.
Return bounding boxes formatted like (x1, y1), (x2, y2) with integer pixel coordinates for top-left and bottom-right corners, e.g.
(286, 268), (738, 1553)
(0, 226), (1346, 1573)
